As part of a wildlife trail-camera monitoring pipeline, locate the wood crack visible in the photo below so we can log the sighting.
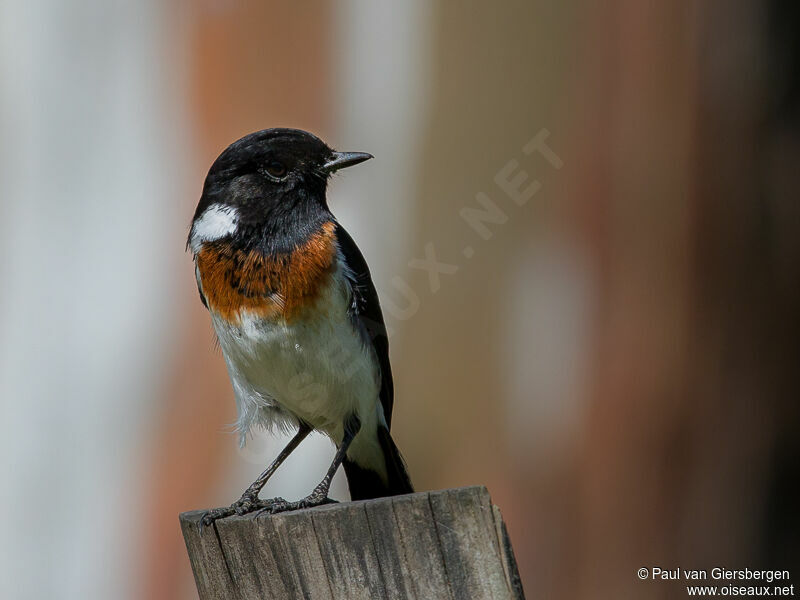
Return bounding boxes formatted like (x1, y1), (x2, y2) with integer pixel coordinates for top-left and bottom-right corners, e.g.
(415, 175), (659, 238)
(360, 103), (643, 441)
(211, 522), (239, 598)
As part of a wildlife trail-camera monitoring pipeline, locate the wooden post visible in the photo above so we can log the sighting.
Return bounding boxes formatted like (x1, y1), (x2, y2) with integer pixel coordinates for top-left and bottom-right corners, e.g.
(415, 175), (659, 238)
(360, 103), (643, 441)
(180, 486), (525, 599)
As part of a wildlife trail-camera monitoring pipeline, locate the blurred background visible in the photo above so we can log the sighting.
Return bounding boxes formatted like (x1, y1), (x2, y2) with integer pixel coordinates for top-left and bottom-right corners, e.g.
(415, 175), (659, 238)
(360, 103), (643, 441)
(1, 1), (798, 598)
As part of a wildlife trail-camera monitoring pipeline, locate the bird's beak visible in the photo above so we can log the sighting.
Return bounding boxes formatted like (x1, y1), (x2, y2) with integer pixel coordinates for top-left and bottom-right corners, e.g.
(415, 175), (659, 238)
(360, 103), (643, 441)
(322, 151), (373, 173)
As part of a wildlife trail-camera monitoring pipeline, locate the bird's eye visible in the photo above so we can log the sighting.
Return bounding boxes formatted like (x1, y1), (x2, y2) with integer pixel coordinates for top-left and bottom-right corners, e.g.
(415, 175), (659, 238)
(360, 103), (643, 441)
(263, 161), (287, 180)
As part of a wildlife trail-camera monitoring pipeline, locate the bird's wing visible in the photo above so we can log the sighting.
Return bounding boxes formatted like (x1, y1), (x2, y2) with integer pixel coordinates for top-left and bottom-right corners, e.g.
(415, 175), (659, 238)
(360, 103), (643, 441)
(194, 263), (209, 309)
(335, 223), (395, 428)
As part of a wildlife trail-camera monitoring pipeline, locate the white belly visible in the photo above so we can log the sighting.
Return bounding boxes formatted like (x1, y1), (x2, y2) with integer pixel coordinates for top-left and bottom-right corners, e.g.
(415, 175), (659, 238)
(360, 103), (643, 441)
(211, 268), (381, 448)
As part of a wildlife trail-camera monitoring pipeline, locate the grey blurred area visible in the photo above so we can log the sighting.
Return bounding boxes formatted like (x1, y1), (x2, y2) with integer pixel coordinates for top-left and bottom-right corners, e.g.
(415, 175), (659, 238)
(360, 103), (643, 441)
(0, 0), (184, 598)
(1, 1), (798, 599)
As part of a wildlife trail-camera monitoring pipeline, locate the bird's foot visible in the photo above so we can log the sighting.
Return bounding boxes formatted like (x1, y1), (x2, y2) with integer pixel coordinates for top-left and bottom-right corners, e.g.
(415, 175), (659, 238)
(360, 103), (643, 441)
(256, 485), (338, 516)
(200, 493), (278, 527)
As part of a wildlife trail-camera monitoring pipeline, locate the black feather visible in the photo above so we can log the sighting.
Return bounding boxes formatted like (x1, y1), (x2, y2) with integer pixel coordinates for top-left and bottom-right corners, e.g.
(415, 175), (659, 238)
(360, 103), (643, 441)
(343, 425), (414, 500)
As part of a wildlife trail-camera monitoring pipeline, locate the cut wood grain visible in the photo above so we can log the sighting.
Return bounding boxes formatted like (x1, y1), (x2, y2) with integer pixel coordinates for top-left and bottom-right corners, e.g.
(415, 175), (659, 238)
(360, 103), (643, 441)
(180, 486), (525, 600)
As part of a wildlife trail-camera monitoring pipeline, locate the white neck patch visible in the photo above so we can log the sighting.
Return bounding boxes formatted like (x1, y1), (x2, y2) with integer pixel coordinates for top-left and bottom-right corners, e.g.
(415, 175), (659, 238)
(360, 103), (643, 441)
(190, 204), (239, 254)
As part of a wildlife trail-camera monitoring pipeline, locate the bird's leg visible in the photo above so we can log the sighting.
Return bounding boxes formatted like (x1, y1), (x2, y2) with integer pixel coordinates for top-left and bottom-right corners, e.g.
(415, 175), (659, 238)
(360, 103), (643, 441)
(201, 422), (312, 527)
(236, 422), (313, 507)
(264, 415), (361, 515)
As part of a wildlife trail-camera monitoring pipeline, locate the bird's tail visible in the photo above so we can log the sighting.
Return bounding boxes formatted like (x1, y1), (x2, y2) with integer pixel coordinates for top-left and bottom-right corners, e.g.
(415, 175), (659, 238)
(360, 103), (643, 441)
(343, 426), (414, 500)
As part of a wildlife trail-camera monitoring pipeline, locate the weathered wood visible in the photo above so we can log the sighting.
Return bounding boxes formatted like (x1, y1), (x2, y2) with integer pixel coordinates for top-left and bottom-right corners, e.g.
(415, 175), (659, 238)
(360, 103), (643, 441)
(180, 486), (525, 600)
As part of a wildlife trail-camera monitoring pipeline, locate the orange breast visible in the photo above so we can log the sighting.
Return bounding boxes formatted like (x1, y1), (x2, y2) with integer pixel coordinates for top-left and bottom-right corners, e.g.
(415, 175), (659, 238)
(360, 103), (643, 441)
(196, 221), (337, 323)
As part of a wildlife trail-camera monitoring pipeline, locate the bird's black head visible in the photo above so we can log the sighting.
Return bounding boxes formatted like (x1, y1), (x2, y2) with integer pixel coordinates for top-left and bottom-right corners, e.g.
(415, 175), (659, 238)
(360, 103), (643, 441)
(190, 128), (372, 253)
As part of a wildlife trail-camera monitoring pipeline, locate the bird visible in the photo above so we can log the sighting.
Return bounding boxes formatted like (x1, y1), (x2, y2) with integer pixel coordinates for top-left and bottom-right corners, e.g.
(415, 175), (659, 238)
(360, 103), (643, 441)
(188, 128), (413, 526)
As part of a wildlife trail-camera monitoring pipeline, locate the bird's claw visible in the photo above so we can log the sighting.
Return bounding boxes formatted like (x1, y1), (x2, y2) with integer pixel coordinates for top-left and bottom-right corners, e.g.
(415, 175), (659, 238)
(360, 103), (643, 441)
(257, 489), (338, 516)
(233, 494), (269, 515)
(199, 487), (340, 529)
(199, 493), (275, 528)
